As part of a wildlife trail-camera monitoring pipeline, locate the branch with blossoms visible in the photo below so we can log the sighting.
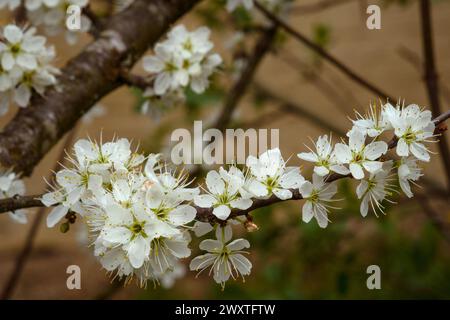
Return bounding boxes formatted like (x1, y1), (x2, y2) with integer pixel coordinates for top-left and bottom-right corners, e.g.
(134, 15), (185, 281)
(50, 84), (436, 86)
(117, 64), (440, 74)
(0, 105), (448, 288)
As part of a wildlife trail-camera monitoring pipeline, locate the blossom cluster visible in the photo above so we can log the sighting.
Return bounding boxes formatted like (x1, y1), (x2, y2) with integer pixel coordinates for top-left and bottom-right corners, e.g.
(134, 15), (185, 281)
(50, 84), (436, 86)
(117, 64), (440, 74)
(140, 25), (222, 115)
(41, 138), (200, 286)
(0, 24), (59, 114)
(0, 0), (91, 45)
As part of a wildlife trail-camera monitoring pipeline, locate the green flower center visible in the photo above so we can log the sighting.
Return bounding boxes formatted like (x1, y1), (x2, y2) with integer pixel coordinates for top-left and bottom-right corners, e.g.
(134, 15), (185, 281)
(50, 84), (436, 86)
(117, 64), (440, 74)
(402, 127), (417, 144)
(10, 44), (21, 54)
(129, 221), (147, 238)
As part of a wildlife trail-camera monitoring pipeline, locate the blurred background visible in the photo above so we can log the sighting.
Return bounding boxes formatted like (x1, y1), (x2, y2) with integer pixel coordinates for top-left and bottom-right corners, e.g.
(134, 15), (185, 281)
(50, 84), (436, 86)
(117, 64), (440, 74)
(0, 0), (449, 299)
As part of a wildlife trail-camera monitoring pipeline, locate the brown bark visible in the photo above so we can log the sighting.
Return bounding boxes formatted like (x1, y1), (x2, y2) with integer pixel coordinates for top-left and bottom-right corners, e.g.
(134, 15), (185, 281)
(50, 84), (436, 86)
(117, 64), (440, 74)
(0, 0), (201, 176)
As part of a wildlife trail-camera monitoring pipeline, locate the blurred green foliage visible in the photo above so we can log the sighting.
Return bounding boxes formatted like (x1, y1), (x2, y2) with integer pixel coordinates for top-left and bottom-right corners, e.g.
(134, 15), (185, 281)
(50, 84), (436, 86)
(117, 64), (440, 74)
(138, 179), (450, 299)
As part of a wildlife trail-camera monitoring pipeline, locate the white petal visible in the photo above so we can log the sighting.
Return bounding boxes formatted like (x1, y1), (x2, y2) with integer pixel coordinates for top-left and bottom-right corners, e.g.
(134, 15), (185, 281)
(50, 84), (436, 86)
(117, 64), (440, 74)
(299, 181), (313, 198)
(334, 143), (352, 163)
(356, 180), (368, 199)
(226, 238), (250, 251)
(349, 163), (365, 180)
(248, 180), (268, 197)
(102, 226), (132, 244)
(112, 179), (131, 202)
(216, 224), (232, 242)
(126, 236), (149, 268)
(396, 138), (409, 157)
(199, 239), (222, 252)
(362, 161), (382, 173)
(399, 179), (413, 198)
(190, 253), (215, 271)
(272, 188), (292, 200)
(46, 205), (69, 228)
(410, 142), (430, 162)
(4, 25), (23, 43)
(315, 208), (329, 228)
(14, 83), (31, 107)
(314, 165), (329, 176)
(205, 170), (225, 195)
(302, 201), (314, 223)
(230, 198), (252, 210)
(348, 128), (365, 151)
(230, 253), (252, 276)
(192, 221), (214, 237)
(360, 196), (369, 217)
(56, 169), (81, 189)
(330, 164), (350, 175)
(165, 238), (191, 258)
(106, 204), (133, 225)
(212, 205), (231, 220)
(364, 141), (388, 160)
(194, 194), (216, 208)
(297, 152), (318, 162)
(17, 53), (37, 70)
(167, 205), (196, 225)
(1, 52), (15, 71)
(154, 73), (171, 95)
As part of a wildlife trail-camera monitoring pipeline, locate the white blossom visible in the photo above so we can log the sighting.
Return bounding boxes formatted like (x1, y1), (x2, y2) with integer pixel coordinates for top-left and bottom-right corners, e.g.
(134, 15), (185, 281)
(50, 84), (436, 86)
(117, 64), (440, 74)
(398, 157), (422, 198)
(297, 135), (350, 176)
(387, 104), (435, 162)
(0, 24), (58, 112)
(194, 167), (252, 220)
(142, 24), (221, 105)
(299, 174), (338, 228)
(349, 103), (391, 138)
(26, 0), (91, 45)
(98, 203), (179, 269)
(190, 225), (251, 289)
(356, 161), (396, 217)
(246, 148), (305, 200)
(334, 128), (388, 179)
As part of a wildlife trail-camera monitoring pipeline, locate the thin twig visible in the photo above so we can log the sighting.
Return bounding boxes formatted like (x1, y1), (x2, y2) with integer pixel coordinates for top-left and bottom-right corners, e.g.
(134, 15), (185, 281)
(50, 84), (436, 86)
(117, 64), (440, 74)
(290, 0), (358, 15)
(253, 83), (347, 136)
(397, 46), (450, 102)
(419, 0), (450, 192)
(254, 1), (395, 101)
(276, 50), (358, 114)
(214, 26), (278, 131)
(14, 0), (27, 26)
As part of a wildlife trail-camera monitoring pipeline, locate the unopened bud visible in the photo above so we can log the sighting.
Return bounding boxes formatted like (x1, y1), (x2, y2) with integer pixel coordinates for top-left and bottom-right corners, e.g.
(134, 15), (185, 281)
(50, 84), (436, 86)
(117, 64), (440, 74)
(60, 222), (70, 233)
(244, 220), (259, 232)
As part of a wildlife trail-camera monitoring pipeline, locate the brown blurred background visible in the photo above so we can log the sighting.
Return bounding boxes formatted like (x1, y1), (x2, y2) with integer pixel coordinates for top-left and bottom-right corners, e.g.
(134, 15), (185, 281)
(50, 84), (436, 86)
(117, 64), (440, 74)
(0, 0), (449, 299)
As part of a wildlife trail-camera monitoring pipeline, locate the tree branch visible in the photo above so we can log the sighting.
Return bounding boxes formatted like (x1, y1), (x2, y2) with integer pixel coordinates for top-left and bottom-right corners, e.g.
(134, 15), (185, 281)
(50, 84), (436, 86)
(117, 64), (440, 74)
(419, 0), (450, 192)
(254, 1), (395, 101)
(0, 0), (202, 176)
